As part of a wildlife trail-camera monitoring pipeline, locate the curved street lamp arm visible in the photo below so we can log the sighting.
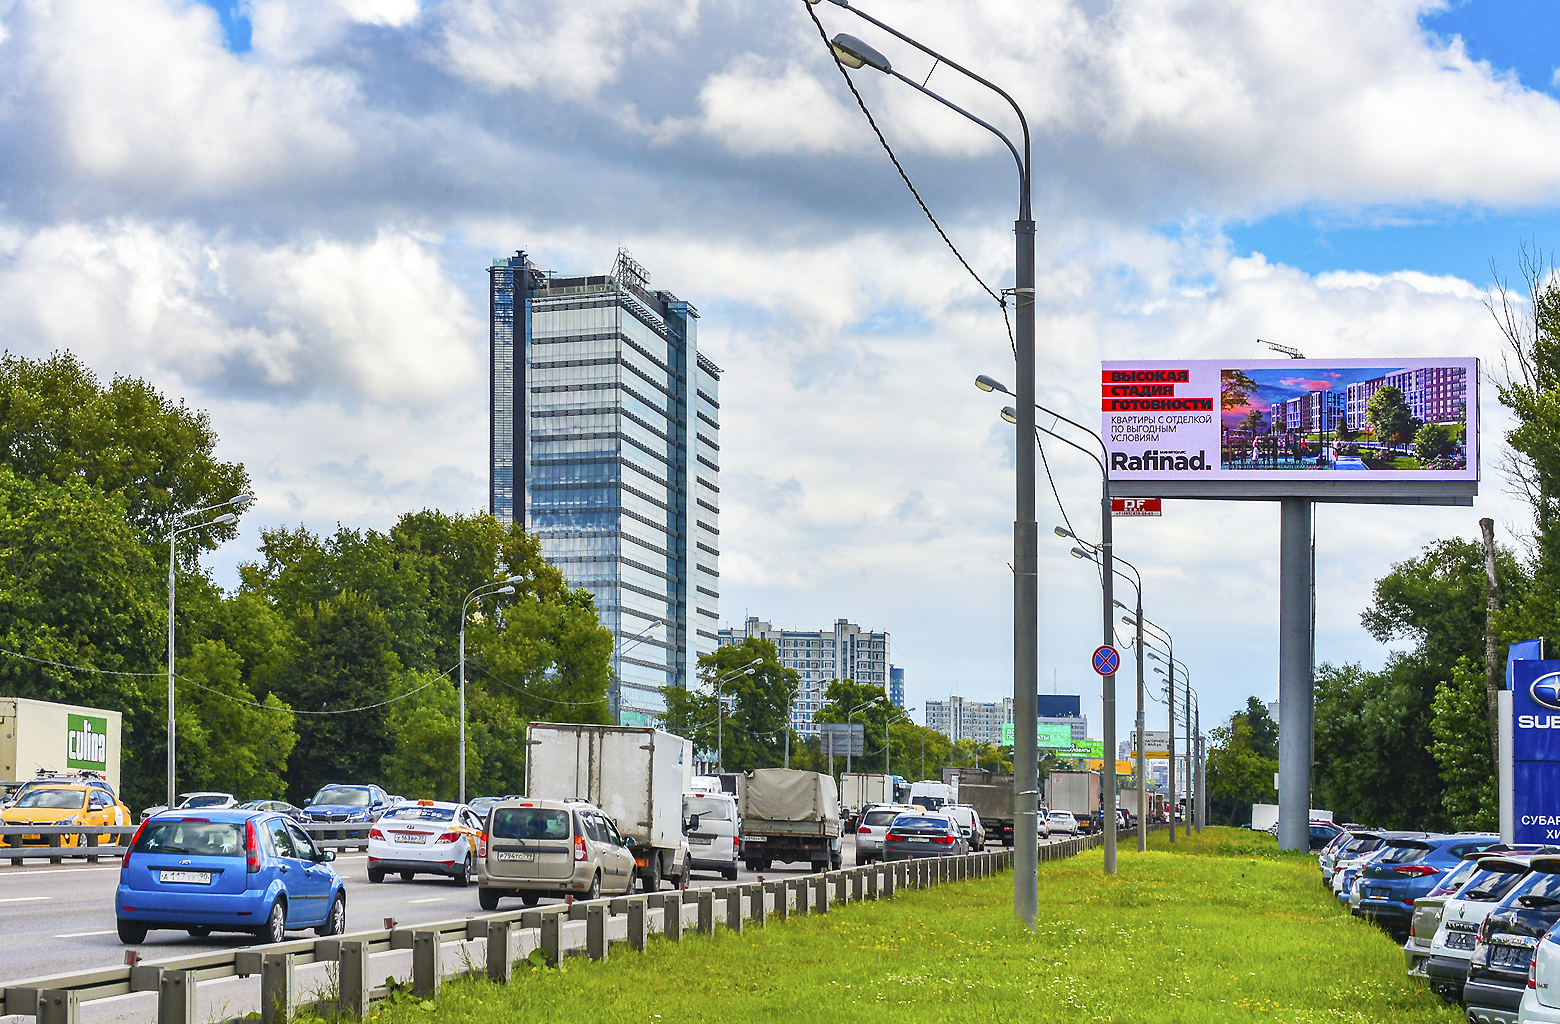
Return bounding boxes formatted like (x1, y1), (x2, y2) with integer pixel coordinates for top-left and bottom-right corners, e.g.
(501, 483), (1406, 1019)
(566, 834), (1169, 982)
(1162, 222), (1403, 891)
(888, 69), (1025, 200)
(828, 0), (1032, 210)
(1035, 423), (1106, 478)
(1037, 401), (1108, 459)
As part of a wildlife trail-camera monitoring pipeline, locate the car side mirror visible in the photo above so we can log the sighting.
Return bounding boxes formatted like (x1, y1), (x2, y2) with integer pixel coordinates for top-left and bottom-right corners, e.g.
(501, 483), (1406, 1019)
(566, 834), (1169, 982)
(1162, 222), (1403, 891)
(623, 837), (635, 848)
(687, 814), (701, 832)
(303, 798), (313, 806)
(320, 850), (336, 862)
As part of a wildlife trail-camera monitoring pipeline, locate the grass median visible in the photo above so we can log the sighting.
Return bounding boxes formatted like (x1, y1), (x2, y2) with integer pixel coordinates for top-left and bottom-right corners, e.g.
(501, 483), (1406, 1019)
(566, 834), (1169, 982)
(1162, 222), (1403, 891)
(347, 828), (1458, 1024)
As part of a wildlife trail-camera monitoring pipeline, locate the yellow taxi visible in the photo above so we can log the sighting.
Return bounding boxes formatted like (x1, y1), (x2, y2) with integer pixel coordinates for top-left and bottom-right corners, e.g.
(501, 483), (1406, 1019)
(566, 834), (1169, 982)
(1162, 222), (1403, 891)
(366, 800), (486, 883)
(1, 782), (131, 847)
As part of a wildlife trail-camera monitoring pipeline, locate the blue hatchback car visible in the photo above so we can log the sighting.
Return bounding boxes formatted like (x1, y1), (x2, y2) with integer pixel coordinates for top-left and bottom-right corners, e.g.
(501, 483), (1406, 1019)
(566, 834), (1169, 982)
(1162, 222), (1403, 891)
(1358, 833), (1499, 935)
(116, 810), (346, 944)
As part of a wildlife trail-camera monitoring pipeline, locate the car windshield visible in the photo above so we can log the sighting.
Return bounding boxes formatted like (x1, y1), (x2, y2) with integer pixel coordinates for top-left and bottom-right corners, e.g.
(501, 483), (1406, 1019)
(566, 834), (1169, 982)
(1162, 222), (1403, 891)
(181, 795), (229, 808)
(1345, 837), (1382, 855)
(863, 809), (905, 827)
(491, 807), (571, 841)
(892, 817), (948, 831)
(313, 787), (371, 807)
(382, 806), (455, 822)
(1048, 812), (1071, 820)
(134, 820), (244, 857)
(1461, 869), (1527, 901)
(14, 789), (84, 809)
(683, 798), (733, 821)
(1435, 860), (1480, 892)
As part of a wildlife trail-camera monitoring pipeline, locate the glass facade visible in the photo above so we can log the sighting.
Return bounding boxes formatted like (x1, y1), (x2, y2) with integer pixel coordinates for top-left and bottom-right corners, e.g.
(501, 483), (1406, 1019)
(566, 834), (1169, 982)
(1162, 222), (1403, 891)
(490, 250), (720, 725)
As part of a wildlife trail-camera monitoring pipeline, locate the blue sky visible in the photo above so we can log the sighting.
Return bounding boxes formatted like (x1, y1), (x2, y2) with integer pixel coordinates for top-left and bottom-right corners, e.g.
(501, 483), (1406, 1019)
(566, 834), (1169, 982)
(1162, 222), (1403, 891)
(1229, 0), (1560, 282)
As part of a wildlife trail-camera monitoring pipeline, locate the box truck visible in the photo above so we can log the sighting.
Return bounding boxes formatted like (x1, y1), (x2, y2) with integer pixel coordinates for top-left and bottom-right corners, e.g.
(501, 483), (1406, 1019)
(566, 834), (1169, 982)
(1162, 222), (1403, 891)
(524, 723), (693, 891)
(737, 768), (842, 872)
(945, 768), (1015, 846)
(0, 697), (123, 795)
(840, 772), (894, 823)
(1047, 770), (1101, 829)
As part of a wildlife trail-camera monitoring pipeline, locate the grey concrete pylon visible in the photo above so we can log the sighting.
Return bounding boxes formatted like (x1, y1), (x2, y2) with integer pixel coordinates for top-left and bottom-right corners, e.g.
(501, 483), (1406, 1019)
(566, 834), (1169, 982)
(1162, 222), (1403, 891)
(1278, 498), (1314, 852)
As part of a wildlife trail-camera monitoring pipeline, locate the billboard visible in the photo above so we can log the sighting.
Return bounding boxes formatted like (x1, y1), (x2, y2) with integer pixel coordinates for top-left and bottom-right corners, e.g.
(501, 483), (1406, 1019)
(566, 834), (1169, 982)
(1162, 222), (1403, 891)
(1000, 722), (1077, 748)
(1101, 358), (1477, 504)
(1510, 659), (1560, 844)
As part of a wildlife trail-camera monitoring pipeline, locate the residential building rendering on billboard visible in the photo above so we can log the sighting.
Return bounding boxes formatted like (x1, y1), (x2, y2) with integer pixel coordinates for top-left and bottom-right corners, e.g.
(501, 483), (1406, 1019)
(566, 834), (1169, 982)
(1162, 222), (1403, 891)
(717, 617), (896, 737)
(489, 249), (720, 726)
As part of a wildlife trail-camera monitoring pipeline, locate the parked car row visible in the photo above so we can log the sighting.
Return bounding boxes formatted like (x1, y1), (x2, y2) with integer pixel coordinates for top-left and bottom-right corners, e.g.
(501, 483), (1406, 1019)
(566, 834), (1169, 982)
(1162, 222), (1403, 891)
(1315, 826), (1560, 1023)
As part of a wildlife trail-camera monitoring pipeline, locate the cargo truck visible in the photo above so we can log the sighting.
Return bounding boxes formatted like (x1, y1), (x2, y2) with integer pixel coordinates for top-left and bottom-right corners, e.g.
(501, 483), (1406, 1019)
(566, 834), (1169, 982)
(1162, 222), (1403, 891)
(1046, 770), (1101, 830)
(945, 768), (1015, 846)
(840, 772), (894, 825)
(737, 768), (842, 872)
(524, 723), (693, 891)
(0, 697), (123, 796)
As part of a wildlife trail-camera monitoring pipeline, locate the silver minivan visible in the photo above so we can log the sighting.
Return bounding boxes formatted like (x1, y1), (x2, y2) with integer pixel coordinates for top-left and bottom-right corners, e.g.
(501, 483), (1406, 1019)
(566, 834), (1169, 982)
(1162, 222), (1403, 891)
(476, 798), (637, 909)
(684, 791), (739, 880)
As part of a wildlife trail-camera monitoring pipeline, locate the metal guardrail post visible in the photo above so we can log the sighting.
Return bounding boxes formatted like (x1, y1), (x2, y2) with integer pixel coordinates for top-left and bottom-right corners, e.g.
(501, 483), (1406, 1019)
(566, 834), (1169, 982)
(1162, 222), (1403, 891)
(814, 876), (829, 915)
(769, 881), (788, 922)
(37, 990), (77, 1024)
(260, 952), (293, 1024)
(627, 899), (648, 950)
(794, 878), (811, 915)
(866, 866), (879, 900)
(484, 923), (512, 984)
(749, 883), (766, 927)
(586, 905), (608, 960)
(83, 832), (97, 866)
(411, 932), (440, 999)
(662, 896), (683, 942)
(339, 940), (370, 1017)
(724, 888), (742, 934)
(157, 970), (195, 1024)
(849, 871), (863, 902)
(697, 889), (715, 935)
(47, 832), (61, 866)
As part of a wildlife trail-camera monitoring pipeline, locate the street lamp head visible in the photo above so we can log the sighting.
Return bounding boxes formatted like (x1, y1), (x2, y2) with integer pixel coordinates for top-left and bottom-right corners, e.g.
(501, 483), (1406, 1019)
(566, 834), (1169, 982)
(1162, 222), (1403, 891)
(502, 575), (525, 584)
(230, 493), (253, 508)
(975, 374), (1012, 395)
(1112, 599), (1128, 610)
(829, 33), (891, 72)
(211, 512), (237, 526)
(1054, 526), (1074, 539)
(1000, 406), (1019, 424)
(1069, 547), (1091, 560)
(1120, 615), (1136, 627)
(1147, 652), (1162, 662)
(495, 585), (515, 596)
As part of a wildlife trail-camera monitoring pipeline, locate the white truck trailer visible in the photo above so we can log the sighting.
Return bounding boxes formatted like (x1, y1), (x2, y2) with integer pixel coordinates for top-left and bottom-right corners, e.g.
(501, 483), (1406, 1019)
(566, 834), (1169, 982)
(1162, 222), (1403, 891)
(839, 772), (894, 822)
(524, 723), (693, 891)
(0, 697), (123, 795)
(1047, 770), (1102, 828)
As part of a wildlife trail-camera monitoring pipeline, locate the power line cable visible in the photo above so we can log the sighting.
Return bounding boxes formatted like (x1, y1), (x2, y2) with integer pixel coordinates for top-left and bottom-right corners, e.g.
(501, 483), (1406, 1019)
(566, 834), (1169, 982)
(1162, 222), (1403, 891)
(0, 645), (167, 677)
(178, 668), (455, 715)
(472, 662), (610, 707)
(803, 0), (1016, 357)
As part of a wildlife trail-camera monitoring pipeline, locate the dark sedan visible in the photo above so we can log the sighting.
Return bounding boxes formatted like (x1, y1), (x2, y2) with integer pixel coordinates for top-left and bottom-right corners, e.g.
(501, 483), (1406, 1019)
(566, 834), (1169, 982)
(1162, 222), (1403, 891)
(881, 812), (970, 861)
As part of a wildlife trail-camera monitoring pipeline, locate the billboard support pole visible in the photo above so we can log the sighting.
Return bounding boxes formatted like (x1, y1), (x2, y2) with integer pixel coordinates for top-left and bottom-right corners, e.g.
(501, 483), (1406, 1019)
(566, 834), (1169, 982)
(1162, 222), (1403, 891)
(1099, 486), (1117, 873)
(1278, 497), (1315, 852)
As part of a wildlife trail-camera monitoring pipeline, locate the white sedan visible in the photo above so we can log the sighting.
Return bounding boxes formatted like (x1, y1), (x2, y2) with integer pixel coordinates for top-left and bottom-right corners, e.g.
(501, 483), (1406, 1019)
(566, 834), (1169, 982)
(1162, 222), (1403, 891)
(1046, 810), (1080, 836)
(367, 800), (485, 884)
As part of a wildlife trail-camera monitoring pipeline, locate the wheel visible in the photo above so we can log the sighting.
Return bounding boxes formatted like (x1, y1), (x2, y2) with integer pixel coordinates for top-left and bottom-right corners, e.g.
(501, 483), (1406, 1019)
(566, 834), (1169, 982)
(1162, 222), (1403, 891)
(521, 893), (540, 907)
(585, 873), (601, 901)
(117, 919), (148, 944)
(400, 871), (415, 881)
(257, 900), (286, 944)
(478, 888), (501, 911)
(831, 852), (843, 871)
(758, 859), (772, 872)
(744, 860), (759, 872)
(639, 858), (660, 893)
(316, 893), (346, 937)
(186, 926), (211, 938)
(368, 867), (385, 884)
(453, 854), (472, 887)
(722, 865), (738, 881)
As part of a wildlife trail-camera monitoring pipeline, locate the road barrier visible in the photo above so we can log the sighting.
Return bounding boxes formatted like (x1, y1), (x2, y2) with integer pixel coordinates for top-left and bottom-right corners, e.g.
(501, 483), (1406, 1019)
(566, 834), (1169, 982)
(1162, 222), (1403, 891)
(0, 822), (376, 866)
(0, 825), (1167, 1023)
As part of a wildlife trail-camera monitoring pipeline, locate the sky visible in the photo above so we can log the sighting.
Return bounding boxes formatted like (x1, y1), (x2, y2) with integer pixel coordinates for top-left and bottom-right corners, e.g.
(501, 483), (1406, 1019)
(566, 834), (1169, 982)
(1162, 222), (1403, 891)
(1, 0), (1558, 747)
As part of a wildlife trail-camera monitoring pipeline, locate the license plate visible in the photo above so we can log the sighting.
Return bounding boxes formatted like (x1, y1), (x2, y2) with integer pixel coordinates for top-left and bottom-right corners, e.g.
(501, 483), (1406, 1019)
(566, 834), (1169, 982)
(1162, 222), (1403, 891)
(1367, 888), (1389, 899)
(495, 851), (535, 862)
(1446, 933), (1476, 951)
(1491, 946), (1532, 967)
(740, 836), (766, 842)
(159, 870), (211, 884)
(393, 833), (425, 844)
(908, 837), (930, 843)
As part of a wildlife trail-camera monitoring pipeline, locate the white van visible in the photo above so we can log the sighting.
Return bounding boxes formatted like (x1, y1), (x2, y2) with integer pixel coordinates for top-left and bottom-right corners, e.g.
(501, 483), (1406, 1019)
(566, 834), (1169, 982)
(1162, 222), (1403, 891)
(683, 790), (739, 881)
(909, 781), (956, 811)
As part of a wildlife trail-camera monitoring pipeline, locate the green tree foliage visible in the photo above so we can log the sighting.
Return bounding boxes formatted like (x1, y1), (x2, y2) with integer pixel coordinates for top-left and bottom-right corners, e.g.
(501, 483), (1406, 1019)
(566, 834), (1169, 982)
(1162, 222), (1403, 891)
(1414, 423), (1457, 463)
(1221, 369), (1260, 411)
(1365, 385), (1416, 443)
(381, 671), (468, 801)
(663, 639), (798, 771)
(0, 351), (249, 551)
(174, 640), (296, 799)
(1206, 709), (1278, 826)
(1431, 658), (1498, 831)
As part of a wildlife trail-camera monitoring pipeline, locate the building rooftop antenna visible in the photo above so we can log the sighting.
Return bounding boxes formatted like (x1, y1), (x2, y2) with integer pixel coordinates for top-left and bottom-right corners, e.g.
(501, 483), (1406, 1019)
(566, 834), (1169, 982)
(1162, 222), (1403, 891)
(1258, 338), (1306, 359)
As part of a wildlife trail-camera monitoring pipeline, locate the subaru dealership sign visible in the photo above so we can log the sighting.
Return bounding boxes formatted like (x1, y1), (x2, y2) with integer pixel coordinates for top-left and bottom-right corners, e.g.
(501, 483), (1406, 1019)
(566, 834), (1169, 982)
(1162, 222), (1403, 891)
(1511, 658), (1560, 843)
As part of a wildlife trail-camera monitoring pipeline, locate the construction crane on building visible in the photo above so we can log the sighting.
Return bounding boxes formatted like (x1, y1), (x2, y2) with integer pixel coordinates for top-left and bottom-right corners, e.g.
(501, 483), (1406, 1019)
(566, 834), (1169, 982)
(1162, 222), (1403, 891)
(1258, 338), (1306, 359)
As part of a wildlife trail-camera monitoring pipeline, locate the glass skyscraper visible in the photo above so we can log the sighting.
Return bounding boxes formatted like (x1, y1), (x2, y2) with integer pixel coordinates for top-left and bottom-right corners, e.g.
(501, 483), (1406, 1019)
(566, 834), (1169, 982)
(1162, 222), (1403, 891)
(489, 249), (721, 725)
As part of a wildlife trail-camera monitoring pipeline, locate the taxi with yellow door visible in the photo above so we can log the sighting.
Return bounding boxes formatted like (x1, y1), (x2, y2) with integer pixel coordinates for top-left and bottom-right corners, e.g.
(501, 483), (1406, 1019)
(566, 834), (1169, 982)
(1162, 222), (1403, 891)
(365, 800), (485, 884)
(1, 780), (131, 847)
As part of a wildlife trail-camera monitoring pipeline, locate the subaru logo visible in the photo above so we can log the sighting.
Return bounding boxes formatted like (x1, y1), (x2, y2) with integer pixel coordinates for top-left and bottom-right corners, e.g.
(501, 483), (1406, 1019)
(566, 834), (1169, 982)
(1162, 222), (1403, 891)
(1532, 672), (1560, 712)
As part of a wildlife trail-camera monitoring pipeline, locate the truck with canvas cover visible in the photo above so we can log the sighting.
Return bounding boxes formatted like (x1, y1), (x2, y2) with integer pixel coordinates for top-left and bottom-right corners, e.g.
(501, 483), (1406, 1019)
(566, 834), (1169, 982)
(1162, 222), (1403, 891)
(946, 768), (1015, 846)
(524, 723), (693, 891)
(737, 768), (842, 872)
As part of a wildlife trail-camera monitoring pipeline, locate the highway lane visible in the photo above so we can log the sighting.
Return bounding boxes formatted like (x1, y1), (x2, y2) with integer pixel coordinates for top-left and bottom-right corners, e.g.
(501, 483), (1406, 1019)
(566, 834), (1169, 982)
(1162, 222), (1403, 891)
(0, 838), (1052, 983)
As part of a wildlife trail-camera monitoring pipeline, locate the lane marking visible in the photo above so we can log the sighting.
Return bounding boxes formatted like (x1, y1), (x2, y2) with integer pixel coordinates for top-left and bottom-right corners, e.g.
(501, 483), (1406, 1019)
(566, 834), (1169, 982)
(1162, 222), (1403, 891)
(54, 930), (117, 938)
(406, 898), (446, 904)
(0, 866), (120, 878)
(0, 896), (51, 903)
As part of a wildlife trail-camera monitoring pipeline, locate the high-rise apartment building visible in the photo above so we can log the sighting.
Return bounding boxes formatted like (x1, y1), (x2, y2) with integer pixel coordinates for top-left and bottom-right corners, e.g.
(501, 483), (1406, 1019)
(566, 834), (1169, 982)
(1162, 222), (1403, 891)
(926, 695), (1087, 747)
(490, 249), (721, 726)
(1345, 365), (1468, 431)
(717, 617), (895, 736)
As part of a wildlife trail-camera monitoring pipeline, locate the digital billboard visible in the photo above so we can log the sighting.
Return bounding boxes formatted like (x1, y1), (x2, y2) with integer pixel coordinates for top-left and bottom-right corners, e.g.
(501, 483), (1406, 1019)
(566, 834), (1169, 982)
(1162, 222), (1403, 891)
(1000, 722), (1077, 748)
(1101, 358), (1478, 504)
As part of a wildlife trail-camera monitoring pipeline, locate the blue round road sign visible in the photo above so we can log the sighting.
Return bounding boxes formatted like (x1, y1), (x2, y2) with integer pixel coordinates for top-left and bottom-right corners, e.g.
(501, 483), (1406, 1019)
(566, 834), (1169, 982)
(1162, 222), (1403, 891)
(1092, 645), (1119, 676)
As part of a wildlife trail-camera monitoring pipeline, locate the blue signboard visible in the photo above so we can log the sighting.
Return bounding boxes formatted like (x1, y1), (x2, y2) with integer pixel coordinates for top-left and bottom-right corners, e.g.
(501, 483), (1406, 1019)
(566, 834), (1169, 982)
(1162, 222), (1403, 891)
(1511, 657), (1560, 843)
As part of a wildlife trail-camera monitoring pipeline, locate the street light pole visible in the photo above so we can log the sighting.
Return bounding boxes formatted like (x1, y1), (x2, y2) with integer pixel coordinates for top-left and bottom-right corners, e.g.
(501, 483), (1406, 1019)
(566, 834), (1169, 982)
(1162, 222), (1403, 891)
(1132, 616), (1177, 839)
(711, 659), (761, 773)
(819, 4), (1038, 926)
(166, 494), (250, 808)
(846, 698), (878, 773)
(459, 577), (521, 804)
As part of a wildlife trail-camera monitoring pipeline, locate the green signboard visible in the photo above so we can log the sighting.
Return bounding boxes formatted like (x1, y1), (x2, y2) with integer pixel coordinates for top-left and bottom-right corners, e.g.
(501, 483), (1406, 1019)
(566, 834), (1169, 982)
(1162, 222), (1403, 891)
(67, 713), (108, 770)
(1000, 722), (1089, 750)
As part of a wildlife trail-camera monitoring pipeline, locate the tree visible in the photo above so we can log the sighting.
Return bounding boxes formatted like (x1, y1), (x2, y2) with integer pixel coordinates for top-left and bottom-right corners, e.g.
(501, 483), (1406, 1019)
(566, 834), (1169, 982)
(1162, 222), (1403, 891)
(814, 679), (894, 773)
(1238, 408), (1264, 435)
(1221, 369), (1260, 411)
(664, 639), (798, 771)
(1431, 658), (1498, 831)
(1414, 423), (1457, 464)
(173, 640), (296, 799)
(1206, 716), (1277, 826)
(0, 352), (249, 552)
(1366, 385), (1416, 444)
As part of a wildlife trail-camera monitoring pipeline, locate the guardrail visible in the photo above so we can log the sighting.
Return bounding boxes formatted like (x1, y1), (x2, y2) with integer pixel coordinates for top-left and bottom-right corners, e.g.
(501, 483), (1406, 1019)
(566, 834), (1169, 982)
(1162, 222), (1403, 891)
(0, 849), (1017, 1024)
(0, 822), (373, 865)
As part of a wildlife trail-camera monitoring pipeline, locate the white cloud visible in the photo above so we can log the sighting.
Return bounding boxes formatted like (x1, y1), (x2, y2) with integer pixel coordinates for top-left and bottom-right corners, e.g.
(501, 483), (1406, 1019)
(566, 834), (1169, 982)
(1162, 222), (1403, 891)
(691, 55), (860, 156)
